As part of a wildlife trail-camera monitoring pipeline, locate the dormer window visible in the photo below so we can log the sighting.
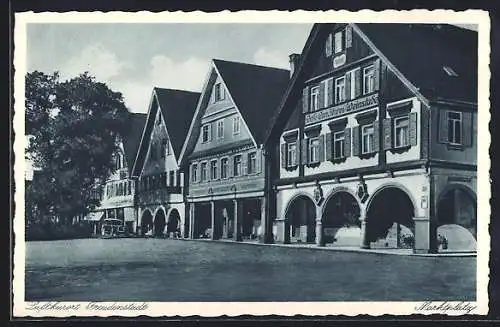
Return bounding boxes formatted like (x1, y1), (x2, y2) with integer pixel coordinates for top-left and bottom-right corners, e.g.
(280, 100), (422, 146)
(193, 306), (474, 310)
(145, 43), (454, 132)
(334, 30), (344, 54)
(443, 66), (459, 77)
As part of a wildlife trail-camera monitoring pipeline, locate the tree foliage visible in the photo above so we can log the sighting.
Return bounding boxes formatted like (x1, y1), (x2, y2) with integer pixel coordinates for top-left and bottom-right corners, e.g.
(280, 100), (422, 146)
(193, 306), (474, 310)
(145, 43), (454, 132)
(25, 71), (129, 224)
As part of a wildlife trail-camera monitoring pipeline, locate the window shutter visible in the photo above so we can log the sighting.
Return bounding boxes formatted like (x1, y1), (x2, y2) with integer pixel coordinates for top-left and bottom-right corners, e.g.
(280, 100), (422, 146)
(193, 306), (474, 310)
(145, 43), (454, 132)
(345, 72), (352, 101)
(462, 111), (473, 147)
(280, 143), (287, 168)
(209, 123), (214, 141)
(373, 120), (380, 151)
(228, 156), (234, 177)
(352, 126), (360, 156)
(354, 69), (361, 98)
(256, 149), (262, 173)
(383, 118), (393, 150)
(319, 134), (325, 162)
(327, 78), (334, 106)
(325, 133), (332, 161)
(346, 25), (353, 48)
(241, 153), (247, 175)
(302, 87), (310, 113)
(438, 110), (448, 143)
(318, 81), (325, 109)
(373, 58), (381, 91)
(301, 138), (309, 164)
(409, 112), (418, 146)
(325, 33), (332, 57)
(344, 127), (351, 157)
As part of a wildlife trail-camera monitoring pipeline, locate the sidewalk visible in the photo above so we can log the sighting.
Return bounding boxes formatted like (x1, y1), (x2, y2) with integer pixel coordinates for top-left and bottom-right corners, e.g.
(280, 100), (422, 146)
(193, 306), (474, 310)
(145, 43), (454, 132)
(183, 237), (477, 257)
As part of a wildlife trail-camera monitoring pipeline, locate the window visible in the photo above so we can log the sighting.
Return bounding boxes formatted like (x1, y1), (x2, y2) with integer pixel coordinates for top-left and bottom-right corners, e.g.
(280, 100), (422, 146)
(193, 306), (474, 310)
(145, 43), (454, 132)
(169, 170), (175, 186)
(287, 142), (297, 167)
(310, 86), (320, 111)
(309, 137), (320, 163)
(394, 116), (410, 148)
(334, 30), (344, 54)
(362, 124), (375, 154)
(214, 83), (224, 102)
(233, 155), (242, 177)
(221, 158), (228, 179)
(217, 120), (224, 139)
(363, 65), (375, 94)
(200, 162), (207, 182)
(247, 152), (257, 174)
(333, 131), (345, 159)
(191, 164), (198, 182)
(447, 111), (462, 144)
(202, 124), (211, 143)
(233, 116), (240, 135)
(335, 77), (346, 104)
(160, 139), (170, 158)
(210, 160), (218, 180)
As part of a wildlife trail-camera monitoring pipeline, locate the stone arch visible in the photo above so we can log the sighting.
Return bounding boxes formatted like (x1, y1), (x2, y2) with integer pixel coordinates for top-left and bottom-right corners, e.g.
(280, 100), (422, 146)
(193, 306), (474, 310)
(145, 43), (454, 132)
(366, 184), (416, 249)
(166, 208), (181, 236)
(141, 209), (153, 236)
(153, 207), (167, 237)
(436, 184), (477, 251)
(284, 193), (316, 244)
(283, 192), (316, 220)
(321, 189), (362, 246)
(366, 182), (419, 218)
(321, 186), (361, 217)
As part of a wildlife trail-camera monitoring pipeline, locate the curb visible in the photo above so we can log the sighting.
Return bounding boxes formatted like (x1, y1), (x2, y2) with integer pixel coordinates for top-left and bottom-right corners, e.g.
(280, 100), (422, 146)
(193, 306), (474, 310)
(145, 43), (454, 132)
(177, 237), (477, 258)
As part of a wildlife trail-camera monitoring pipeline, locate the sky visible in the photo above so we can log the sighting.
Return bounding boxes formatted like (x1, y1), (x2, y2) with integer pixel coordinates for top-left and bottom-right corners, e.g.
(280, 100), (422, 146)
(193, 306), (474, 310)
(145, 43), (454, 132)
(26, 23), (313, 113)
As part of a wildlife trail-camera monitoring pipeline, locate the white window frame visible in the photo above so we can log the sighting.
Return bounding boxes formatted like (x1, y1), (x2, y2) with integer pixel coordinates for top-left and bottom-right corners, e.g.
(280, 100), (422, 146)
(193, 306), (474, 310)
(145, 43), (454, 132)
(334, 30), (344, 54)
(310, 86), (320, 111)
(220, 157), (228, 179)
(214, 83), (223, 102)
(233, 116), (240, 135)
(333, 131), (345, 159)
(394, 116), (410, 148)
(217, 120), (224, 140)
(191, 163), (198, 182)
(308, 137), (320, 163)
(361, 124), (375, 154)
(447, 110), (462, 145)
(335, 76), (346, 104)
(247, 152), (257, 174)
(233, 155), (242, 177)
(363, 65), (375, 95)
(287, 142), (297, 167)
(200, 162), (208, 182)
(202, 124), (211, 143)
(210, 160), (218, 180)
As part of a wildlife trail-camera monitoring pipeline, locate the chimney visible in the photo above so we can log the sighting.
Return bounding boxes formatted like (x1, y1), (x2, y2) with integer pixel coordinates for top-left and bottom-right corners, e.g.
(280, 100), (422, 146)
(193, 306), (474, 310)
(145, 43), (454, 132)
(289, 53), (301, 78)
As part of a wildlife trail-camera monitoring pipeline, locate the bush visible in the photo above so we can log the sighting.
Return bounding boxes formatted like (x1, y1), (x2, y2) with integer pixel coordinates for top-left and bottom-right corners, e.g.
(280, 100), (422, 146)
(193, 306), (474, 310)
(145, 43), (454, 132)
(26, 222), (92, 241)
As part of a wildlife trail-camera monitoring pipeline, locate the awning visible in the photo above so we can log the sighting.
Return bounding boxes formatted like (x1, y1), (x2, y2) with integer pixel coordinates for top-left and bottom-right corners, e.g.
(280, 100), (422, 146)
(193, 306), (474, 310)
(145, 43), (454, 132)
(86, 211), (104, 222)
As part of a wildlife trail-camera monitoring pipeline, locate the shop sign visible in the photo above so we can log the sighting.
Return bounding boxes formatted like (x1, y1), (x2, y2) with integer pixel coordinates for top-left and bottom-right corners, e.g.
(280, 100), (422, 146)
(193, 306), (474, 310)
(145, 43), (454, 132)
(305, 94), (379, 125)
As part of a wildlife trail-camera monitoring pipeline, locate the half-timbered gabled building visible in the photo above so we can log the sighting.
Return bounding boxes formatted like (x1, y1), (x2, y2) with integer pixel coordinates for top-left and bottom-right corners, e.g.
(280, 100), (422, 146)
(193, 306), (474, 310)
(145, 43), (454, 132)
(131, 88), (199, 237)
(179, 59), (289, 242)
(265, 23), (477, 253)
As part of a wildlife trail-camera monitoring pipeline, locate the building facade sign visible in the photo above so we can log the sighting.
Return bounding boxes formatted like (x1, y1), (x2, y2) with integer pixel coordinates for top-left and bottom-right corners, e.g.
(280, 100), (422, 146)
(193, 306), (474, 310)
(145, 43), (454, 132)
(305, 93), (379, 125)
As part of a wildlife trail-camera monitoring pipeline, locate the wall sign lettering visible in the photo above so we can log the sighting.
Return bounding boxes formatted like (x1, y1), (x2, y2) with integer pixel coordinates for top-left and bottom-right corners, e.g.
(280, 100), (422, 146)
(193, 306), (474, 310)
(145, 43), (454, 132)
(305, 94), (379, 125)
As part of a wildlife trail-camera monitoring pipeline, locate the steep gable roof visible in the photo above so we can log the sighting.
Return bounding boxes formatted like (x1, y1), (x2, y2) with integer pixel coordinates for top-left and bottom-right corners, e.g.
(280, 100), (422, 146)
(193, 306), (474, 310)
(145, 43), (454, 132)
(122, 112), (147, 174)
(131, 88), (200, 177)
(356, 23), (477, 104)
(265, 23), (478, 145)
(178, 59), (290, 165)
(213, 59), (290, 144)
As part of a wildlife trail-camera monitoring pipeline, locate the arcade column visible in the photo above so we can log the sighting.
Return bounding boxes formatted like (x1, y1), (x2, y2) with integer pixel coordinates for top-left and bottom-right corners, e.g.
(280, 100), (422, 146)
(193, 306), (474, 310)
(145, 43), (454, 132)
(233, 199), (243, 241)
(315, 205), (324, 247)
(188, 202), (195, 239)
(359, 207), (370, 249)
(210, 201), (215, 240)
(414, 216), (431, 254)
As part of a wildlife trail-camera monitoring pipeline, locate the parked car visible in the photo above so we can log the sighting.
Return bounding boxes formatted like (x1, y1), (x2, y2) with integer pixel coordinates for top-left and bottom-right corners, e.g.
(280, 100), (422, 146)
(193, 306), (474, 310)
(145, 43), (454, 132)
(100, 218), (127, 238)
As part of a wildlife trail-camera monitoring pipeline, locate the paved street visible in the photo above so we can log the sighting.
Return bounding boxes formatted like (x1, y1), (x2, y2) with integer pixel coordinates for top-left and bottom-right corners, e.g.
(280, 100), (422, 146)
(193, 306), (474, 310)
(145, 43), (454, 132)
(25, 238), (476, 301)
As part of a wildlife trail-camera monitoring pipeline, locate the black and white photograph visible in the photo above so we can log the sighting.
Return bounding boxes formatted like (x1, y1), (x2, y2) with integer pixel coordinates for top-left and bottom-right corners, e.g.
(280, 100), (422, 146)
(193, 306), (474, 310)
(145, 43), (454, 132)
(13, 10), (490, 317)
